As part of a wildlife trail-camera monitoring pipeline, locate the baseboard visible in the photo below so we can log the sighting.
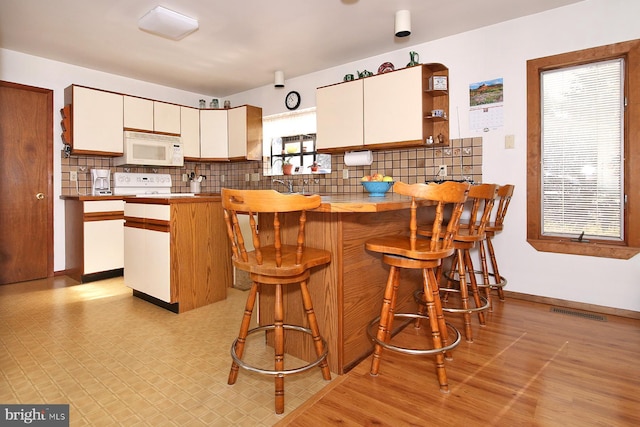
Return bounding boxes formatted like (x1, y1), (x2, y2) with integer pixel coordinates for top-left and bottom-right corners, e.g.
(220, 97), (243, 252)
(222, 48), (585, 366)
(503, 290), (640, 320)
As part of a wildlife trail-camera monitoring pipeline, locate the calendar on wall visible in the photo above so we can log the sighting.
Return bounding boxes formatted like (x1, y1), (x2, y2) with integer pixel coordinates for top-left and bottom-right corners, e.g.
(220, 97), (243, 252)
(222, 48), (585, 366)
(469, 78), (504, 131)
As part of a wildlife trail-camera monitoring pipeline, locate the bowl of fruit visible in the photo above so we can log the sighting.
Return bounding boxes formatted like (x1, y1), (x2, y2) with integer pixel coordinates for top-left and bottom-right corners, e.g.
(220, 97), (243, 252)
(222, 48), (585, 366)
(361, 173), (394, 197)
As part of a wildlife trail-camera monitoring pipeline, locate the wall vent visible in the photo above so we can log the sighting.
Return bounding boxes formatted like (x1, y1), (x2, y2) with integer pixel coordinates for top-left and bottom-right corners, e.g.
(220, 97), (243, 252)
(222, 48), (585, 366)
(550, 307), (607, 322)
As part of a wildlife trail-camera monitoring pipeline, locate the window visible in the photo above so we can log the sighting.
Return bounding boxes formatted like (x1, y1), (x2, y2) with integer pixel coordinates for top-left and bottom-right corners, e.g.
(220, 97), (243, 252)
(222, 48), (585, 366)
(527, 40), (640, 259)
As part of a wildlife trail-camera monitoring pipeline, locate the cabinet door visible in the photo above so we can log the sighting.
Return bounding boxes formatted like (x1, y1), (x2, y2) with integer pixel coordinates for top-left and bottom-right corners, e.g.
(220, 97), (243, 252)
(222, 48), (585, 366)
(364, 66), (424, 146)
(123, 96), (153, 130)
(124, 227), (171, 302)
(154, 101), (181, 134)
(72, 86), (124, 154)
(83, 200), (125, 274)
(181, 106), (200, 159)
(200, 109), (228, 159)
(316, 80), (364, 149)
(227, 106), (246, 159)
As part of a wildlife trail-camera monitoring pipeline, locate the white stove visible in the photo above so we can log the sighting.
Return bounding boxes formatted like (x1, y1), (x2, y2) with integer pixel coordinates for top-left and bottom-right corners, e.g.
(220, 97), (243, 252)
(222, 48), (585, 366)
(112, 172), (173, 196)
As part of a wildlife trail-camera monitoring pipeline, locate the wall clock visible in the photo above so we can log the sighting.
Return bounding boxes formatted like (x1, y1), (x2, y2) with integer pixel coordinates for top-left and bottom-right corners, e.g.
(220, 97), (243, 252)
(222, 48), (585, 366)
(285, 91), (301, 110)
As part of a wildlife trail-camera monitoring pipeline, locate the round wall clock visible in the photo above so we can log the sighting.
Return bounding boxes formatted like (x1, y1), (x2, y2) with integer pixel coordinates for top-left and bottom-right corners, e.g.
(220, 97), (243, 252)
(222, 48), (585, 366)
(285, 91), (301, 110)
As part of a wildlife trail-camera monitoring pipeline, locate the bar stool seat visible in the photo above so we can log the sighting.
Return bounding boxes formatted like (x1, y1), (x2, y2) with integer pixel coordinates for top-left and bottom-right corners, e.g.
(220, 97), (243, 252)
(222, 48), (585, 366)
(365, 181), (470, 393)
(221, 189), (332, 414)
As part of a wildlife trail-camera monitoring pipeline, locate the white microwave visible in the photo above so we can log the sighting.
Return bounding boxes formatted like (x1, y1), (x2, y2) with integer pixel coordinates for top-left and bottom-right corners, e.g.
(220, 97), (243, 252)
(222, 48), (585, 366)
(113, 131), (184, 167)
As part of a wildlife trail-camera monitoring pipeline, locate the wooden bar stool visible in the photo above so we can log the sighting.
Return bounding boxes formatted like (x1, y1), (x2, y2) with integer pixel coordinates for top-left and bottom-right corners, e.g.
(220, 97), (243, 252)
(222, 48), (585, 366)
(221, 189), (332, 414)
(477, 184), (515, 307)
(365, 181), (470, 393)
(419, 183), (498, 343)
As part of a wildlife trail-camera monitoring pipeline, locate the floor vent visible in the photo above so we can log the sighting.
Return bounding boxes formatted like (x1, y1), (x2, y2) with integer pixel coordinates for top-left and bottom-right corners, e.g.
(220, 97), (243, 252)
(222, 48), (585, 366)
(550, 307), (607, 322)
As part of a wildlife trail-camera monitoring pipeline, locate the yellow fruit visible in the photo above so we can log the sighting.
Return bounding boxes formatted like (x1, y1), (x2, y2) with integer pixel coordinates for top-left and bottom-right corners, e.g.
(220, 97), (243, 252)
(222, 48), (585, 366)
(372, 173), (384, 182)
(382, 176), (393, 182)
(361, 175), (371, 181)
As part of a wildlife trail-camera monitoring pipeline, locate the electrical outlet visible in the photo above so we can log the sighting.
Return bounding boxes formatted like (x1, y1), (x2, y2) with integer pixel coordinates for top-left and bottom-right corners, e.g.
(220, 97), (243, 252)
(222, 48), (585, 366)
(438, 165), (448, 177)
(69, 171), (77, 182)
(182, 173), (189, 182)
(505, 134), (515, 149)
(220, 175), (225, 183)
(244, 173), (250, 182)
(342, 169), (349, 179)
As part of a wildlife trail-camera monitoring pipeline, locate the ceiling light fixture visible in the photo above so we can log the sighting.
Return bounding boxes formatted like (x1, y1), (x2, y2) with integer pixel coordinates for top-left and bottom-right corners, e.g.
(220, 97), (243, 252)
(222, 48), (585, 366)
(274, 71), (285, 88)
(394, 10), (411, 38)
(138, 6), (199, 41)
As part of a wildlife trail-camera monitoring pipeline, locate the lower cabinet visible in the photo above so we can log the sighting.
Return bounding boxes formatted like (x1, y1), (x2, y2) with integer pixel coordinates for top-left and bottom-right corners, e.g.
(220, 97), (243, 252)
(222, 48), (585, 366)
(64, 199), (124, 283)
(123, 199), (231, 313)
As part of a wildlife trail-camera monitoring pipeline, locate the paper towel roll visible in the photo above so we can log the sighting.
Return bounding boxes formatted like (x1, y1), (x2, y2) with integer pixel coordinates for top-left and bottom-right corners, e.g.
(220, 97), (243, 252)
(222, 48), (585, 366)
(344, 150), (373, 166)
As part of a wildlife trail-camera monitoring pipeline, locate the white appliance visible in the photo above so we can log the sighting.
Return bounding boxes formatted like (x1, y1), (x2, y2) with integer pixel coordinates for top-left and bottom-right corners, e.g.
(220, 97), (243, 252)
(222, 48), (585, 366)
(113, 172), (195, 198)
(113, 131), (184, 167)
(91, 169), (112, 195)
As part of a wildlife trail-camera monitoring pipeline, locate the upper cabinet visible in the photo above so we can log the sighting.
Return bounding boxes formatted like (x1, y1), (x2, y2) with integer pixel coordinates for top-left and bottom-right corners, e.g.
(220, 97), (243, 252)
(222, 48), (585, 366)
(228, 105), (262, 161)
(200, 105), (262, 162)
(180, 106), (200, 159)
(62, 85), (124, 156)
(316, 63), (449, 152)
(123, 96), (180, 134)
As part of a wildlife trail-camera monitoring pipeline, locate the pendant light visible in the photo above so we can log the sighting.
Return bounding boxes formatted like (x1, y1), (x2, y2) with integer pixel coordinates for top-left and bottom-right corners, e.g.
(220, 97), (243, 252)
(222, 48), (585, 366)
(274, 71), (285, 88)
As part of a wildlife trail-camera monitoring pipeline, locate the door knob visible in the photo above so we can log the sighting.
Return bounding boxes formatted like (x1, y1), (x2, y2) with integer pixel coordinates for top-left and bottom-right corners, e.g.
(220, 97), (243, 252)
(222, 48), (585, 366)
(36, 193), (45, 200)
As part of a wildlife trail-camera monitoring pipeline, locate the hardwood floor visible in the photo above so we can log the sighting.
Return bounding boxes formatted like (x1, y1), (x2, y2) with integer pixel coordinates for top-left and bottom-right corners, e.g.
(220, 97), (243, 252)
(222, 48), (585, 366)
(277, 296), (640, 426)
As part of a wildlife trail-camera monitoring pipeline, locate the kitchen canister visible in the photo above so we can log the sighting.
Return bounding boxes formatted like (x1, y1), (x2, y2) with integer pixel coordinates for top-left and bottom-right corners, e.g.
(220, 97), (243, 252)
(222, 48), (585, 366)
(190, 181), (201, 194)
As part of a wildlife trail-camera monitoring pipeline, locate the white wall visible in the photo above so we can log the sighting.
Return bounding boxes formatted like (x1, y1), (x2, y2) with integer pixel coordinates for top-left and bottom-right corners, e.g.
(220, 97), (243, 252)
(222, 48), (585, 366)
(2, 0), (638, 312)
(0, 49), (211, 274)
(228, 0), (640, 312)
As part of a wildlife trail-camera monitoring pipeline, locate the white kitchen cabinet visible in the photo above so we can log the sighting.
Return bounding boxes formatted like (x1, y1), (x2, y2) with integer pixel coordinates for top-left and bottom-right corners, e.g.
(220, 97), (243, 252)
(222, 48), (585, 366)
(364, 65), (424, 146)
(154, 101), (181, 134)
(181, 106), (200, 159)
(228, 105), (263, 161)
(64, 199), (124, 282)
(63, 85), (124, 155)
(123, 96), (181, 134)
(316, 80), (363, 150)
(315, 63), (450, 151)
(200, 109), (229, 160)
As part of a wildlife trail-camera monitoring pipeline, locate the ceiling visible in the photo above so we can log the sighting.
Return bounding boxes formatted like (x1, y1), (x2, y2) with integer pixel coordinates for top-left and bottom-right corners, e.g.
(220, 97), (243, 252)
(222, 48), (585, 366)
(0, 0), (583, 97)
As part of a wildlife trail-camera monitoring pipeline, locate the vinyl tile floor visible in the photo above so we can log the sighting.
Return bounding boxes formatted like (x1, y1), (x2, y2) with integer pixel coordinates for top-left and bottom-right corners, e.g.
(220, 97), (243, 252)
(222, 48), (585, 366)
(0, 276), (333, 426)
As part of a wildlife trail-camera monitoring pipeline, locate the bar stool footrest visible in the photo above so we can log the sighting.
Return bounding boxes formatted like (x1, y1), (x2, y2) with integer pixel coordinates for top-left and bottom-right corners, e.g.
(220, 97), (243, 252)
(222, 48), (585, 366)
(414, 289), (490, 314)
(366, 313), (461, 356)
(470, 270), (508, 289)
(231, 324), (329, 377)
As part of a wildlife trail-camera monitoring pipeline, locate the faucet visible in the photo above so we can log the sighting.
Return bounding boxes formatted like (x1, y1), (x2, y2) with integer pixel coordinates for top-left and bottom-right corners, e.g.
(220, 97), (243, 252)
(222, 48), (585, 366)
(272, 179), (294, 193)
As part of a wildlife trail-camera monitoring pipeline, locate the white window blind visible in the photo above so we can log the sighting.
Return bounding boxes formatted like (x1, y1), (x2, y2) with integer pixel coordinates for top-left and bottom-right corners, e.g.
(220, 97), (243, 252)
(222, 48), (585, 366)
(541, 58), (624, 240)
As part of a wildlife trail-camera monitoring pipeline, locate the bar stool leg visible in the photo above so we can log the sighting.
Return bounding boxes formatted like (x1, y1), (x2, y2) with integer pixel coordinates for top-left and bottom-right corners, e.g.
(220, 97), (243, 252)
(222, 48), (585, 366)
(463, 249), (486, 326)
(370, 266), (399, 376)
(274, 283), (285, 414)
(424, 267), (453, 361)
(455, 248), (474, 342)
(228, 283), (259, 385)
(486, 236), (506, 301)
(478, 238), (493, 311)
(299, 280), (332, 380)
(421, 266), (450, 393)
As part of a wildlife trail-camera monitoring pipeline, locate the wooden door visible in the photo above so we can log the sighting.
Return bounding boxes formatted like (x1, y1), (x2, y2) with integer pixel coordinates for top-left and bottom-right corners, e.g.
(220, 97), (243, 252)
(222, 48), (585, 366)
(0, 81), (53, 284)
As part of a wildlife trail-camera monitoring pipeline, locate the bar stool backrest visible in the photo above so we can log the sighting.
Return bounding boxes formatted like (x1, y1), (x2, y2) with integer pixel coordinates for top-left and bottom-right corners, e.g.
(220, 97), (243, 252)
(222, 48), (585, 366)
(393, 181), (470, 252)
(221, 188), (322, 268)
(463, 184), (500, 238)
(493, 184), (515, 228)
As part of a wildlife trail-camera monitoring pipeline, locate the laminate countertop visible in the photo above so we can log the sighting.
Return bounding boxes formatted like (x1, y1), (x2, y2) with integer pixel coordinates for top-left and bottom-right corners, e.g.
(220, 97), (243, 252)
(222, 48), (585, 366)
(61, 192), (421, 212)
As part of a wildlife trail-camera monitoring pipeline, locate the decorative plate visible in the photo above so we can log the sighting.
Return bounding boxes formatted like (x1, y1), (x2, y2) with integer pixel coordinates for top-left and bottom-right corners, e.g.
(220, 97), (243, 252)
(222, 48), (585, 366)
(377, 62), (395, 74)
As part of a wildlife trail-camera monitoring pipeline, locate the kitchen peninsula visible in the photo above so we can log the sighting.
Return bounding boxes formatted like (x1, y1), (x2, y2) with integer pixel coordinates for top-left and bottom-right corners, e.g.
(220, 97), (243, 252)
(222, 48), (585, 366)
(258, 192), (437, 374)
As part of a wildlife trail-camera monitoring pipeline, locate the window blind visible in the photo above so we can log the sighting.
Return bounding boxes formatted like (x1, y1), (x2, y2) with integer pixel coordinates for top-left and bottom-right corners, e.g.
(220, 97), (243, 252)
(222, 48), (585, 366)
(541, 59), (624, 240)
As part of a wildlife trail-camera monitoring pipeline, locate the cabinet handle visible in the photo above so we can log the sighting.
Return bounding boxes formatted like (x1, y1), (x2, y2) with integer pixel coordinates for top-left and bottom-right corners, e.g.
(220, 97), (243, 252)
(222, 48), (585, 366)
(36, 193), (45, 200)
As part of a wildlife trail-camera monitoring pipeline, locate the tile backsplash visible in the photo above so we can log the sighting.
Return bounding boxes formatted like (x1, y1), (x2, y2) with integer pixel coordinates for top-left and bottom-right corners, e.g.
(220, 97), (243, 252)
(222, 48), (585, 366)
(61, 137), (482, 196)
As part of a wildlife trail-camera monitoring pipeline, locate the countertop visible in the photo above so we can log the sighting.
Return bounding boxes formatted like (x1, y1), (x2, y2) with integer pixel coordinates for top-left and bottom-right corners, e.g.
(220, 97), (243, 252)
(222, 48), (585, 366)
(61, 192), (422, 212)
